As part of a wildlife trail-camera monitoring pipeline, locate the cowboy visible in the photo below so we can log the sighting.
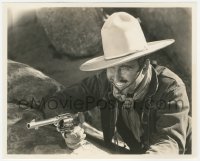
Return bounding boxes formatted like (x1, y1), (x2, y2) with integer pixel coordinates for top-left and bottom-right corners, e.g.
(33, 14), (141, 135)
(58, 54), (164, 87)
(44, 12), (191, 154)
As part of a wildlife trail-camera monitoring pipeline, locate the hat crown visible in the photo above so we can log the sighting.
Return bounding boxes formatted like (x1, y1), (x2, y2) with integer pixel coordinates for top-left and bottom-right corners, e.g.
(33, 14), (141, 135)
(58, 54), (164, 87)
(101, 12), (148, 59)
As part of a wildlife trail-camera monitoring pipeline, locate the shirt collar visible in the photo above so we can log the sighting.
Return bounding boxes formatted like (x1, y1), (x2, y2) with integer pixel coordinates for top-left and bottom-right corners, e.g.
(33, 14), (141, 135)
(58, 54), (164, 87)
(145, 66), (159, 98)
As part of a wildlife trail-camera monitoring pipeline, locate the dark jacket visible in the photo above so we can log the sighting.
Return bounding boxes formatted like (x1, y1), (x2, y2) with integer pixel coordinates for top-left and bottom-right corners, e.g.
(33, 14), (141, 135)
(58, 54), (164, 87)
(43, 64), (191, 154)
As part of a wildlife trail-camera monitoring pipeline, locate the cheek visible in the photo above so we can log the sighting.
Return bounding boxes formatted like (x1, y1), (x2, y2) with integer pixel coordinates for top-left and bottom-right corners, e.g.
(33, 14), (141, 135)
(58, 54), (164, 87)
(122, 71), (138, 82)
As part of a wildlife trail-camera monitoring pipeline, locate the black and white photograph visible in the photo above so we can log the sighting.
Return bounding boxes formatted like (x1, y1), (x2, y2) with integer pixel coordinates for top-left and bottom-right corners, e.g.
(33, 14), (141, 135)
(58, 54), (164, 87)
(3, 2), (196, 158)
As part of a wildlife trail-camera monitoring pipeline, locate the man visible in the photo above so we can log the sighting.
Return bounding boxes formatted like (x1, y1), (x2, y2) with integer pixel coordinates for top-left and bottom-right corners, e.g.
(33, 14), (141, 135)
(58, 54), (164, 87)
(44, 12), (191, 154)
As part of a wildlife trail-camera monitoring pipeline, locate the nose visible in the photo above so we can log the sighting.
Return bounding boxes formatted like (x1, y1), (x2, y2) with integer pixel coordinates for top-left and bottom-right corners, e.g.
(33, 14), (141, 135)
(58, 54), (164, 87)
(113, 68), (122, 83)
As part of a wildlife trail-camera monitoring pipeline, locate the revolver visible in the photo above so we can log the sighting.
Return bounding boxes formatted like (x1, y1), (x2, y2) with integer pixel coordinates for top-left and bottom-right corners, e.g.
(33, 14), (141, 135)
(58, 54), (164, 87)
(26, 113), (80, 133)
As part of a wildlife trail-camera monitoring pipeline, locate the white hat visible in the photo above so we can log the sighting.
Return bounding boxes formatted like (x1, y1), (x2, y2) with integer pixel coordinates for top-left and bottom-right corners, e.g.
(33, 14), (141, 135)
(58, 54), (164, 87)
(80, 12), (174, 71)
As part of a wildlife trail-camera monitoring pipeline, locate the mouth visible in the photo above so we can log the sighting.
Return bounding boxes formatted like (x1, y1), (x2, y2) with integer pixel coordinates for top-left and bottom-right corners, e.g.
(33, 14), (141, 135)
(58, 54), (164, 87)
(112, 81), (129, 91)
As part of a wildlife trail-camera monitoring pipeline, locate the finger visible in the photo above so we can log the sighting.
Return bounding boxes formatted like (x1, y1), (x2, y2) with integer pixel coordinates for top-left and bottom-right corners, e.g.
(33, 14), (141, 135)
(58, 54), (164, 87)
(67, 142), (81, 150)
(67, 140), (86, 150)
(64, 133), (77, 143)
(79, 133), (86, 141)
(78, 112), (85, 124)
(73, 126), (82, 133)
(75, 128), (84, 139)
(64, 126), (81, 138)
(65, 133), (86, 144)
(65, 127), (84, 139)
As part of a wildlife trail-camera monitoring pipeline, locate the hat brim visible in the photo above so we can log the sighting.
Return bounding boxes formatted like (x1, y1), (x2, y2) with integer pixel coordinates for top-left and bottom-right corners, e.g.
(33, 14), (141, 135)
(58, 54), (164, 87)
(80, 39), (175, 71)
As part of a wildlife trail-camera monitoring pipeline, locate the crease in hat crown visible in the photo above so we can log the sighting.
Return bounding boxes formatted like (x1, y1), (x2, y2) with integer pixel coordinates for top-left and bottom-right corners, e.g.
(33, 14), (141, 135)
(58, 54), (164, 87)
(101, 12), (148, 60)
(79, 12), (175, 72)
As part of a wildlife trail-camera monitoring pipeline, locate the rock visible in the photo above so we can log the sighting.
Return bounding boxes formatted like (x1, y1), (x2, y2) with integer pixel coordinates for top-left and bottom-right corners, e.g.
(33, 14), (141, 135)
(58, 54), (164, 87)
(33, 145), (71, 154)
(7, 104), (108, 154)
(7, 103), (43, 126)
(71, 142), (109, 155)
(7, 60), (64, 105)
(7, 60), (105, 154)
(37, 8), (104, 58)
(134, 8), (191, 76)
(7, 103), (67, 154)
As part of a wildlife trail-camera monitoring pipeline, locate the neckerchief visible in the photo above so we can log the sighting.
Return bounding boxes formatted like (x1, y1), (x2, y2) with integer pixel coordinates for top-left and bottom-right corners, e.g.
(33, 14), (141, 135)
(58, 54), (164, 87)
(113, 64), (152, 142)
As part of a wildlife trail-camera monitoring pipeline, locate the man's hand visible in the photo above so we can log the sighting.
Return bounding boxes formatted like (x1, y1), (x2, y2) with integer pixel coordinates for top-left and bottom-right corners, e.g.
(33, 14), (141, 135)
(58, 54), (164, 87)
(62, 125), (86, 150)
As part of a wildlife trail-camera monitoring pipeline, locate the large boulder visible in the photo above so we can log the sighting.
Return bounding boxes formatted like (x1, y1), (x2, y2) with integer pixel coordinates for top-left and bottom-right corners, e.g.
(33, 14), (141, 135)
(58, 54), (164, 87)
(37, 8), (104, 58)
(7, 59), (102, 126)
(7, 103), (106, 154)
(133, 8), (191, 76)
(7, 60), (103, 154)
(7, 103), (72, 154)
(7, 60), (64, 105)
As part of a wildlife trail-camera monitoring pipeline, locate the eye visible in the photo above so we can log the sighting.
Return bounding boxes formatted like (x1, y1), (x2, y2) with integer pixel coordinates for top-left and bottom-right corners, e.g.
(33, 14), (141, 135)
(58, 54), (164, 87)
(120, 66), (132, 71)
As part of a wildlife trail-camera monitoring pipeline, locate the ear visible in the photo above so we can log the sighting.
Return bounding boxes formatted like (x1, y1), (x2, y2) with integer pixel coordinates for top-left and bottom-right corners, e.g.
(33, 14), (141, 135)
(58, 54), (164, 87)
(142, 59), (150, 73)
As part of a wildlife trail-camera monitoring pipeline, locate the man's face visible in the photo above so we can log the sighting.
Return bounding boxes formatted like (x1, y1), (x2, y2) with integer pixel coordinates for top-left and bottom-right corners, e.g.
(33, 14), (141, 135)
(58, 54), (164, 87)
(106, 60), (141, 95)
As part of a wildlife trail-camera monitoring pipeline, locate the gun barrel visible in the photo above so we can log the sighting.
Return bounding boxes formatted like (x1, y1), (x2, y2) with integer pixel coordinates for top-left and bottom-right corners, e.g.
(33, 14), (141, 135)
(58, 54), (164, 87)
(27, 117), (59, 129)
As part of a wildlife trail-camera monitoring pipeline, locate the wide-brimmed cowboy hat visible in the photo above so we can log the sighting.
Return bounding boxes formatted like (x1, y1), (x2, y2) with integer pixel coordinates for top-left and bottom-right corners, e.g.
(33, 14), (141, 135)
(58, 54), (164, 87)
(80, 12), (175, 71)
